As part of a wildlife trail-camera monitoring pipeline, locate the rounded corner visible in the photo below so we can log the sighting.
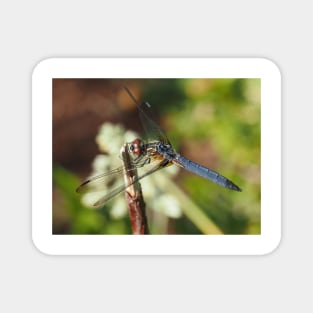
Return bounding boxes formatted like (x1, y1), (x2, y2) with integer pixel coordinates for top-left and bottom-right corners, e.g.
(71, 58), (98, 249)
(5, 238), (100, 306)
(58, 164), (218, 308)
(32, 57), (56, 79)
(260, 233), (282, 256)
(257, 57), (282, 79)
(31, 234), (55, 256)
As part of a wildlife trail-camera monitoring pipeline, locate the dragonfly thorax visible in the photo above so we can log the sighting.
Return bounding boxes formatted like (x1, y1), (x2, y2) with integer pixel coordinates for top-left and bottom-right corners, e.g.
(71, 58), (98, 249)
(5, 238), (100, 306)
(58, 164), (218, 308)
(155, 141), (177, 161)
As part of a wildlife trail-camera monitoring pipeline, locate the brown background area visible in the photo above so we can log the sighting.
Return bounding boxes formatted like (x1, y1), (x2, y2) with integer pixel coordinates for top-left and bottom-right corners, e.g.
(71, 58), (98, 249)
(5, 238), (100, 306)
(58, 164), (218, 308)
(53, 79), (146, 177)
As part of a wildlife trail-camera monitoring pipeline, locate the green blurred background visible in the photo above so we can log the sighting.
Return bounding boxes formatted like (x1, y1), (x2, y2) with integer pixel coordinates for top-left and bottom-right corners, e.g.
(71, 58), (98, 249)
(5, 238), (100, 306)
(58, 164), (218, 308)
(53, 78), (260, 235)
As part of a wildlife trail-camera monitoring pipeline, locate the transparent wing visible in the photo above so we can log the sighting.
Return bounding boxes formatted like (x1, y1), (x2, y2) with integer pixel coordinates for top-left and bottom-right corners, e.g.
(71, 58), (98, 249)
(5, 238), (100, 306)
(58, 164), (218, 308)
(76, 152), (149, 193)
(124, 86), (171, 144)
(76, 166), (125, 193)
(93, 159), (169, 207)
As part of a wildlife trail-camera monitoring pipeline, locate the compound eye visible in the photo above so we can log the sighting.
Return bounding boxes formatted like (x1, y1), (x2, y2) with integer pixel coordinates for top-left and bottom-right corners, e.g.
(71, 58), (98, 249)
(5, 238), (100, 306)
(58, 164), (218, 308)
(129, 138), (144, 156)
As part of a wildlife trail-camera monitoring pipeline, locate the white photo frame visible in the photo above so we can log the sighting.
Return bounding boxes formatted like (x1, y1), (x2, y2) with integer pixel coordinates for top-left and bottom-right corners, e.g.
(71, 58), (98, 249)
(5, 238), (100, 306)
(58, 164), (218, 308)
(32, 58), (281, 255)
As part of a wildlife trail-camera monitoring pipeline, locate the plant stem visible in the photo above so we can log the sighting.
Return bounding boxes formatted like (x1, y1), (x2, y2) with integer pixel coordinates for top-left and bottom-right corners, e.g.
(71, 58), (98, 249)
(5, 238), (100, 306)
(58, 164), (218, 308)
(120, 144), (149, 234)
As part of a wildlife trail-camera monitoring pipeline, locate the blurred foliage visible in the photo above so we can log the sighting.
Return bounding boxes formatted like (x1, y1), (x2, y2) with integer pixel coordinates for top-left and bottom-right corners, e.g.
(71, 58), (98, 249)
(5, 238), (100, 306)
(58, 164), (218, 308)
(53, 78), (260, 234)
(53, 166), (132, 234)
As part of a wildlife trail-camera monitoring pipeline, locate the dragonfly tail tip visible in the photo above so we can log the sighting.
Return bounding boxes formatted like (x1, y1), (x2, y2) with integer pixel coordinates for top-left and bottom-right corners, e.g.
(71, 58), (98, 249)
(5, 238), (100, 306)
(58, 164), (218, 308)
(235, 185), (242, 192)
(228, 182), (242, 192)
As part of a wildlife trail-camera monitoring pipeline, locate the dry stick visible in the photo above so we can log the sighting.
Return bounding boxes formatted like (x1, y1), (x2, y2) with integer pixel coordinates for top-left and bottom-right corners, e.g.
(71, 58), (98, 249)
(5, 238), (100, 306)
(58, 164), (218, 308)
(120, 143), (149, 234)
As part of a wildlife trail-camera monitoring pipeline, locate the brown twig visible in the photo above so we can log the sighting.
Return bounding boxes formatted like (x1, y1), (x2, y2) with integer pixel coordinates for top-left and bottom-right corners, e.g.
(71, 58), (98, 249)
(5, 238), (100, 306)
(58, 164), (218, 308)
(120, 144), (149, 234)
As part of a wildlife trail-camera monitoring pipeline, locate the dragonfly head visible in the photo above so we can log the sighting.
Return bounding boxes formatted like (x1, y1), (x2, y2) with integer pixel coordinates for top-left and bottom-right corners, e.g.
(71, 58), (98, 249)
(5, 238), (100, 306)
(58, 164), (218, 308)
(129, 138), (145, 157)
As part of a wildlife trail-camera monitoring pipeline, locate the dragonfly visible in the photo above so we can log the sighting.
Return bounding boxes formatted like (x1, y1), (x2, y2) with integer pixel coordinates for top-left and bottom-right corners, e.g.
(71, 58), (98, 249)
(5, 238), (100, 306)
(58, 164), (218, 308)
(76, 87), (242, 207)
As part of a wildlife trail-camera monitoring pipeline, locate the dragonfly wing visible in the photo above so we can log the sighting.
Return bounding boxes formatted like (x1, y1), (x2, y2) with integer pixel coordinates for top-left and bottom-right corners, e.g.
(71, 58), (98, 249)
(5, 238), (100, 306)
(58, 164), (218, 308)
(174, 155), (242, 192)
(93, 159), (169, 207)
(124, 86), (171, 144)
(76, 166), (124, 193)
(76, 155), (148, 194)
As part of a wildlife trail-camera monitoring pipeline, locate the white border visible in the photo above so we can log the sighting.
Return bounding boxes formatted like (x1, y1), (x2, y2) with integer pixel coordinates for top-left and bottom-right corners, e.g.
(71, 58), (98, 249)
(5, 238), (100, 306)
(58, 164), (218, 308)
(32, 58), (281, 255)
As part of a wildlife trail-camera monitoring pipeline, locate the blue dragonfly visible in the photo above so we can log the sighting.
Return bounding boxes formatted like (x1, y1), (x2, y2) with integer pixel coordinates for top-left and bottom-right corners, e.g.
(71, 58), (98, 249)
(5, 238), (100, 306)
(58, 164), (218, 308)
(76, 87), (241, 206)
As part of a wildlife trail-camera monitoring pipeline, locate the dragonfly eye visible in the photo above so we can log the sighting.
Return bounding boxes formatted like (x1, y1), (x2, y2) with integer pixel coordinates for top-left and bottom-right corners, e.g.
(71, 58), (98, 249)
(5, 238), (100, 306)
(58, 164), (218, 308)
(129, 138), (145, 156)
